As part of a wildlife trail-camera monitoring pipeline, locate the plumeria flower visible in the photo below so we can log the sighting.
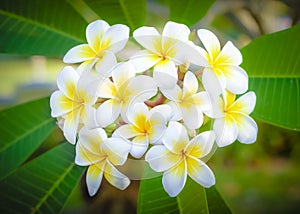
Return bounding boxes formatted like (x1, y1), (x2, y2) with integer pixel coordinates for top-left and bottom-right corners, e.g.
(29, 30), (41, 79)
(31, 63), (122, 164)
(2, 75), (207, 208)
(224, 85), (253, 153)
(196, 29), (248, 94)
(96, 62), (158, 127)
(75, 126), (131, 196)
(146, 121), (215, 197)
(130, 21), (200, 88)
(50, 66), (99, 144)
(63, 20), (129, 75)
(206, 90), (258, 147)
(160, 71), (211, 129)
(113, 102), (172, 158)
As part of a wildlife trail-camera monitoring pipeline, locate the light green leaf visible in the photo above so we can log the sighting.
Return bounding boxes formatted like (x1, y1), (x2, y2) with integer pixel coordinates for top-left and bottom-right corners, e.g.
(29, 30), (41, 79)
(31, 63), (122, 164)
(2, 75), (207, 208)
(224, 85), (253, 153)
(138, 175), (231, 214)
(0, 97), (56, 180)
(0, 0), (87, 57)
(84, 0), (146, 30)
(0, 142), (85, 214)
(169, 0), (215, 26)
(241, 24), (300, 131)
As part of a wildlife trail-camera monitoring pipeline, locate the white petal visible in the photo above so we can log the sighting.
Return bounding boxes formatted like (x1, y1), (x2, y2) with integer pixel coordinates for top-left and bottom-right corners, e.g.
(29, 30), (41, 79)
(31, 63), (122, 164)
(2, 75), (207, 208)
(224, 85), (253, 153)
(153, 60), (178, 89)
(149, 104), (173, 123)
(75, 127), (106, 165)
(190, 92), (212, 112)
(218, 41), (242, 65)
(75, 138), (103, 166)
(186, 131), (215, 158)
(214, 116), (238, 147)
(57, 66), (79, 100)
(235, 114), (258, 144)
(125, 75), (158, 103)
(63, 109), (81, 144)
(77, 59), (97, 74)
(127, 102), (149, 125)
(78, 126), (107, 151)
(114, 124), (138, 139)
(202, 69), (225, 99)
(129, 50), (161, 73)
(181, 104), (204, 130)
(130, 135), (149, 158)
(167, 101), (182, 121)
(95, 51), (118, 76)
(133, 26), (161, 55)
(102, 24), (129, 53)
(104, 161), (130, 190)
(203, 95), (225, 119)
(86, 162), (105, 196)
(96, 99), (122, 127)
(102, 137), (131, 165)
(98, 78), (116, 99)
(148, 123), (166, 144)
(162, 21), (190, 42)
(182, 71), (198, 98)
(112, 62), (136, 90)
(50, 91), (72, 117)
(197, 29), (220, 59)
(76, 73), (102, 105)
(163, 121), (189, 154)
(174, 42), (208, 66)
(86, 20), (110, 53)
(145, 145), (181, 172)
(223, 65), (248, 94)
(187, 157), (215, 188)
(81, 105), (101, 129)
(162, 160), (187, 197)
(230, 91), (256, 114)
(63, 44), (95, 63)
(160, 85), (182, 102)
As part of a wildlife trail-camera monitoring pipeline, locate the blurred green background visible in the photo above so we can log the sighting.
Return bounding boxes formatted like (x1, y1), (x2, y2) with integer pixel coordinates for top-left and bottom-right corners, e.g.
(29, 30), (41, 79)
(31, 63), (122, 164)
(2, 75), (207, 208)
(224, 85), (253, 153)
(1, 0), (300, 213)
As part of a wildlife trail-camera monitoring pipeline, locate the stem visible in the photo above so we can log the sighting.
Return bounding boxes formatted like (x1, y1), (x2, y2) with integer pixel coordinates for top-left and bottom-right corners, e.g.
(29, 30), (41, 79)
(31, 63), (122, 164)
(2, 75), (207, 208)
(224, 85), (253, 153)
(145, 94), (166, 108)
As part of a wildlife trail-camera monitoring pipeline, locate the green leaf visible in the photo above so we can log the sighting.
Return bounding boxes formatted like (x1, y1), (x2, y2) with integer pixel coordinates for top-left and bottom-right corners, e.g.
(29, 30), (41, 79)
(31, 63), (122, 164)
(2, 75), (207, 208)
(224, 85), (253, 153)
(0, 97), (56, 180)
(138, 175), (231, 214)
(241, 24), (300, 131)
(84, 0), (146, 30)
(0, 142), (85, 214)
(169, 0), (215, 26)
(0, 0), (87, 57)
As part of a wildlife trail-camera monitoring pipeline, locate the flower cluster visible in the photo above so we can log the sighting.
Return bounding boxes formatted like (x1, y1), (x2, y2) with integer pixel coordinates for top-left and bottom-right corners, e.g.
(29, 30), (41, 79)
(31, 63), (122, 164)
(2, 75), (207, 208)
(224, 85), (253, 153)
(50, 20), (258, 197)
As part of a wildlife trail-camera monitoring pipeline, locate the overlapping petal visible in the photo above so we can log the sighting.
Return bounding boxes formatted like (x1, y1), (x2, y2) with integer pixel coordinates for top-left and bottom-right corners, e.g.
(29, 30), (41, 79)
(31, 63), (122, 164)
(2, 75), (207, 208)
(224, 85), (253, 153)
(162, 160), (187, 197)
(186, 157), (215, 188)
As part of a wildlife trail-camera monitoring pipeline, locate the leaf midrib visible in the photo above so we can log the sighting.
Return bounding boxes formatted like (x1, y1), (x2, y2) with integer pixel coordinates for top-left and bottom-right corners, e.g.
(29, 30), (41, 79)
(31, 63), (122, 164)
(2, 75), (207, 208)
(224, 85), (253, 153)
(31, 161), (76, 213)
(119, 0), (134, 29)
(0, 9), (85, 43)
(0, 117), (55, 152)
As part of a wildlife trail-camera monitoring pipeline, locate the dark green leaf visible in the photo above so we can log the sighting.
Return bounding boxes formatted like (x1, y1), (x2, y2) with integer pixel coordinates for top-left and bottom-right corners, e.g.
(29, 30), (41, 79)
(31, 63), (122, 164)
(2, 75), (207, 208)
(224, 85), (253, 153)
(0, 97), (56, 180)
(241, 24), (300, 131)
(138, 174), (231, 214)
(169, 0), (215, 26)
(0, 0), (87, 57)
(84, 0), (146, 30)
(0, 142), (85, 214)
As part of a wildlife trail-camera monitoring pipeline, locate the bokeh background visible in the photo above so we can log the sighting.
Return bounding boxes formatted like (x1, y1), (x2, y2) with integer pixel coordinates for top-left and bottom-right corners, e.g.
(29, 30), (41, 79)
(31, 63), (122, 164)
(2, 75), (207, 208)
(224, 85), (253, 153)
(1, 0), (300, 213)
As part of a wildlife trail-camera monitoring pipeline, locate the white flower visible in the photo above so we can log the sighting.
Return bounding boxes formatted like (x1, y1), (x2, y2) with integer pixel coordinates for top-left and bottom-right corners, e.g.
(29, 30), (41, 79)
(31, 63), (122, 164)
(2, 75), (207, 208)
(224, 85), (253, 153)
(114, 102), (172, 158)
(63, 20), (129, 75)
(146, 121), (215, 197)
(75, 126), (131, 196)
(50, 66), (99, 144)
(160, 71), (211, 129)
(130, 21), (199, 88)
(196, 29), (248, 94)
(96, 62), (158, 127)
(207, 90), (258, 147)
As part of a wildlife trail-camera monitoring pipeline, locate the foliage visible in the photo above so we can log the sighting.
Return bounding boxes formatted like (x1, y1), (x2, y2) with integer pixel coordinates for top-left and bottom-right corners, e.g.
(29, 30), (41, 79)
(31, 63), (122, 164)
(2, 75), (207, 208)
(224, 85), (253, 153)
(0, 0), (299, 213)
